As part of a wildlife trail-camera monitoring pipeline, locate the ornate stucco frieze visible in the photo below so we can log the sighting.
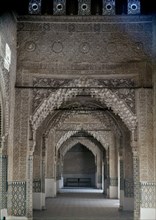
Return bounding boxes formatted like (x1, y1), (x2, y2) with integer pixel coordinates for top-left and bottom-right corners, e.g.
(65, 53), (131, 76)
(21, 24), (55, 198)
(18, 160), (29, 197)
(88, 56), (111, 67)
(30, 78), (137, 132)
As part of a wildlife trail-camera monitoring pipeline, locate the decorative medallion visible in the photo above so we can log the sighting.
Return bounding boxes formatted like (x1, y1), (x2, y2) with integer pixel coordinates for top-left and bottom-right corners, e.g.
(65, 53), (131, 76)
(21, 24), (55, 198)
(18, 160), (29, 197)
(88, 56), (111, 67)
(78, 0), (91, 15)
(106, 42), (116, 53)
(52, 41), (63, 53)
(128, 0), (140, 15)
(25, 41), (36, 52)
(28, 0), (41, 15)
(80, 42), (90, 54)
(102, 0), (115, 15)
(53, 0), (66, 15)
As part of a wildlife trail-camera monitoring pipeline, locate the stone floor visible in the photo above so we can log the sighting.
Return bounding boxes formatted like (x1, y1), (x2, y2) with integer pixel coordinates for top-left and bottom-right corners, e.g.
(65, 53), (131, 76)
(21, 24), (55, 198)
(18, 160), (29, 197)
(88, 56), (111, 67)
(33, 188), (133, 220)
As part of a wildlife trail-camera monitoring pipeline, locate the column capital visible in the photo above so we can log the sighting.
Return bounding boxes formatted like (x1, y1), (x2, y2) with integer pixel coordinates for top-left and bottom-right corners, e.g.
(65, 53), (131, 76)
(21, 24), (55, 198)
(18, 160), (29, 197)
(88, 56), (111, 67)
(131, 140), (138, 156)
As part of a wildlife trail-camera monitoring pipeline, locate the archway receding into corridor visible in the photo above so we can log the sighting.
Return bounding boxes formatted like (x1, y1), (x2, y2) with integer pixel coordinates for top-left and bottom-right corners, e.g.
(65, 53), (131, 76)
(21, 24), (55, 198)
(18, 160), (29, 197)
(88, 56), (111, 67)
(63, 143), (96, 188)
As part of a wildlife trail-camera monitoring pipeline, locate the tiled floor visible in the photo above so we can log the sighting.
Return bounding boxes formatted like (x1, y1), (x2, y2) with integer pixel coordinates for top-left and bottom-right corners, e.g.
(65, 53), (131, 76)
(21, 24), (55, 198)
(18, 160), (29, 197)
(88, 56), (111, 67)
(33, 188), (133, 220)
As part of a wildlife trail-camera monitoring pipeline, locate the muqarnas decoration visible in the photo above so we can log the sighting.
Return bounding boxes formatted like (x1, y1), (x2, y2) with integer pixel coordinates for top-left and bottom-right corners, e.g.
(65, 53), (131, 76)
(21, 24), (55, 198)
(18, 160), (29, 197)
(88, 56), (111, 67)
(102, 0), (115, 15)
(53, 0), (66, 15)
(28, 0), (41, 14)
(128, 0), (140, 14)
(78, 0), (91, 15)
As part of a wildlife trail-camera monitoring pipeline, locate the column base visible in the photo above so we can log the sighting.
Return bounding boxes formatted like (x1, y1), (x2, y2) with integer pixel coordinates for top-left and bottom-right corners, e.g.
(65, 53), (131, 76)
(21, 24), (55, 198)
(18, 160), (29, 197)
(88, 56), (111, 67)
(123, 198), (134, 211)
(33, 192), (45, 210)
(6, 217), (29, 220)
(45, 178), (56, 198)
(109, 186), (118, 198)
(140, 208), (156, 220)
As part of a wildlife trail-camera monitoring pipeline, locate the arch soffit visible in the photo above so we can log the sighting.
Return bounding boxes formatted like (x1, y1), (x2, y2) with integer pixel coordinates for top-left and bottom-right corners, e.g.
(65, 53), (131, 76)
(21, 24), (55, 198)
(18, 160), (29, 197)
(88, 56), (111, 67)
(44, 107), (122, 138)
(0, 64), (9, 147)
(30, 78), (137, 132)
(55, 129), (110, 152)
(60, 137), (101, 158)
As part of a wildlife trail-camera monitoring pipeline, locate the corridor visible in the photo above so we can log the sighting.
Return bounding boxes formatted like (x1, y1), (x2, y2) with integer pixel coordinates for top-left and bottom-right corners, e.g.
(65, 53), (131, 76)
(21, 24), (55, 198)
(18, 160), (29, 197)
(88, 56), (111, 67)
(33, 189), (133, 220)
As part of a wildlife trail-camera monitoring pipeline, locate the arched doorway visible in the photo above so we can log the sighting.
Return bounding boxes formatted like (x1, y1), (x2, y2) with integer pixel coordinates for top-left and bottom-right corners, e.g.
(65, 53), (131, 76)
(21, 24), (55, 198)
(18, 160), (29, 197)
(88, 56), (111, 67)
(63, 143), (96, 188)
(29, 78), (137, 219)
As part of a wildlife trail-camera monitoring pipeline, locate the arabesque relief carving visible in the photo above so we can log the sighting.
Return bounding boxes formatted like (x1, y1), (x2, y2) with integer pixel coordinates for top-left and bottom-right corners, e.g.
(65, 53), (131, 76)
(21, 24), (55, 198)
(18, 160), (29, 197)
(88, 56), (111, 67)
(30, 78), (137, 132)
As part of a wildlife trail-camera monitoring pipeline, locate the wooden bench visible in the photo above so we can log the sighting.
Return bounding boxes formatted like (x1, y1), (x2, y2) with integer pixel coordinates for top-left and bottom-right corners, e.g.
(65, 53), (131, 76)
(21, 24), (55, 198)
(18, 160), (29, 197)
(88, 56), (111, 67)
(66, 178), (91, 187)
(78, 178), (91, 187)
(66, 178), (78, 187)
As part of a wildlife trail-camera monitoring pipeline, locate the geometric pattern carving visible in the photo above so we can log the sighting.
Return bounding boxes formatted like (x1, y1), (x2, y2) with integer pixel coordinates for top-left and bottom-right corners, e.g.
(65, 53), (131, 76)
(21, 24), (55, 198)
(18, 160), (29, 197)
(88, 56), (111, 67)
(78, 0), (91, 15)
(60, 137), (101, 157)
(8, 181), (26, 216)
(133, 154), (140, 219)
(102, 0), (115, 15)
(33, 179), (41, 192)
(30, 78), (137, 132)
(124, 179), (134, 198)
(141, 182), (156, 208)
(28, 0), (41, 15)
(32, 77), (136, 113)
(26, 155), (33, 218)
(0, 155), (7, 209)
(0, 58), (10, 136)
(32, 78), (71, 111)
(128, 0), (140, 15)
(113, 89), (135, 113)
(56, 129), (110, 151)
(53, 0), (66, 15)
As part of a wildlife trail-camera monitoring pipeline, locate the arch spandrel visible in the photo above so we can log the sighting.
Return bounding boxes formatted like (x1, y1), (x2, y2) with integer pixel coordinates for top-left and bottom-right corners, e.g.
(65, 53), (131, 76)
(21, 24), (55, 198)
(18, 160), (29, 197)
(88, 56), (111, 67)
(30, 78), (137, 132)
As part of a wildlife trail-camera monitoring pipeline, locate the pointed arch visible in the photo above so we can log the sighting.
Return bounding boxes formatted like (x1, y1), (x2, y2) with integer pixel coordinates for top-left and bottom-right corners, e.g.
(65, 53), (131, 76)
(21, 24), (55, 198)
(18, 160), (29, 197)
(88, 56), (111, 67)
(56, 129), (110, 151)
(60, 137), (102, 157)
(30, 78), (137, 132)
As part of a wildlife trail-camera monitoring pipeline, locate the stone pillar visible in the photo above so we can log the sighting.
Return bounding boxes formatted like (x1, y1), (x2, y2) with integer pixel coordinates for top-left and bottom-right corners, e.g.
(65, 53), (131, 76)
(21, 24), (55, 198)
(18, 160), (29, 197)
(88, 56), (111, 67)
(136, 88), (155, 219)
(33, 151), (45, 210)
(102, 161), (104, 191)
(0, 154), (7, 219)
(109, 135), (118, 198)
(119, 153), (124, 210)
(41, 155), (45, 209)
(56, 154), (63, 190)
(45, 132), (56, 198)
(26, 154), (33, 219)
(131, 141), (140, 220)
(96, 155), (102, 189)
(7, 83), (30, 219)
(105, 149), (109, 197)
(123, 134), (134, 211)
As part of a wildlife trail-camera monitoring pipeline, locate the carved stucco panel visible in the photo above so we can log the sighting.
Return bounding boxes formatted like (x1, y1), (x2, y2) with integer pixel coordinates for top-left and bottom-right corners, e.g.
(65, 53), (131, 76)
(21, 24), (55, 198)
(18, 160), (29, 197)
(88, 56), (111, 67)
(46, 131), (56, 178)
(55, 129), (111, 151)
(30, 78), (137, 132)
(137, 89), (154, 182)
(60, 137), (101, 158)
